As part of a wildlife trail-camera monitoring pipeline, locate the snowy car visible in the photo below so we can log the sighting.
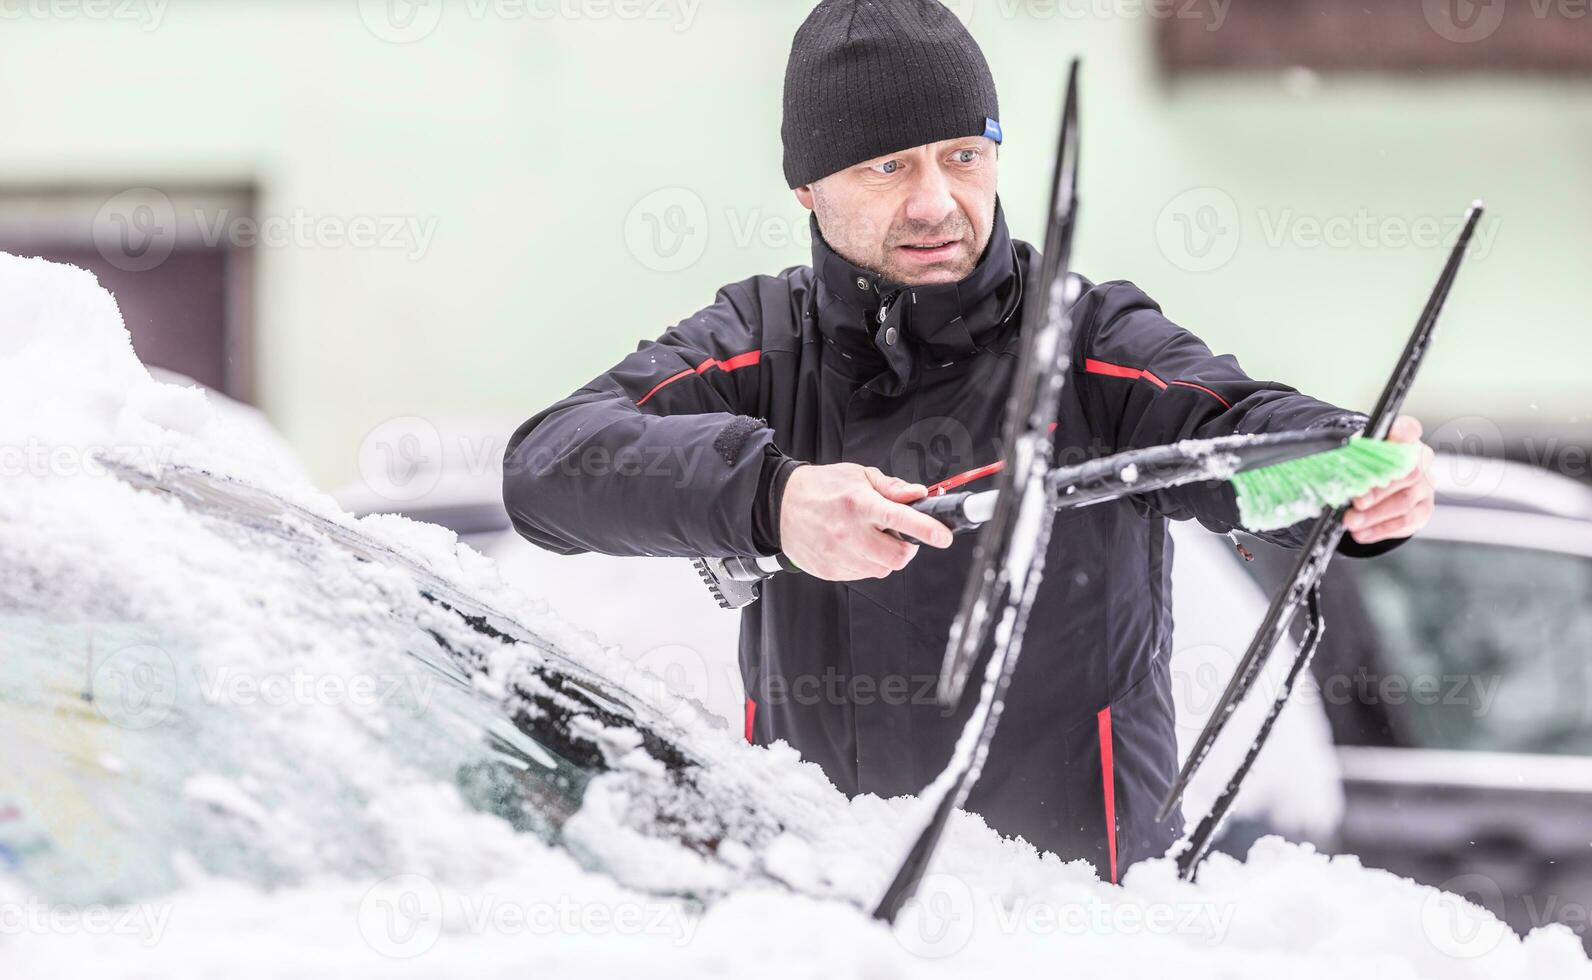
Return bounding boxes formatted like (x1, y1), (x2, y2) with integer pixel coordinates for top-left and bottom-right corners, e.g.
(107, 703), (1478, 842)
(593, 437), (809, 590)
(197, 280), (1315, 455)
(3, 251), (1588, 977)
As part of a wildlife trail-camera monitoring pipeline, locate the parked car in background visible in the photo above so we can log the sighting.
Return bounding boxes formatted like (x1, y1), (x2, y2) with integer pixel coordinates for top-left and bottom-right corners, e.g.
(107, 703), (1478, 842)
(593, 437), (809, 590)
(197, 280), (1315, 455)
(1233, 453), (1592, 948)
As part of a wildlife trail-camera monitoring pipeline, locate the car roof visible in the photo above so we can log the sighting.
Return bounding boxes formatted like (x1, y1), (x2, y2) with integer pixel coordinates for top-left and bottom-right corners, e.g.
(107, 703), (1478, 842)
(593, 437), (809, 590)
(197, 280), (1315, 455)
(1430, 451), (1592, 521)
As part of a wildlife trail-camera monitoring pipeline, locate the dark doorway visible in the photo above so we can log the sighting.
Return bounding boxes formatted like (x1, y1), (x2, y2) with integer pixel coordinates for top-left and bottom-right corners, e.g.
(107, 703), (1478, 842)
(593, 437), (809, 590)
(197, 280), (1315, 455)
(0, 186), (256, 403)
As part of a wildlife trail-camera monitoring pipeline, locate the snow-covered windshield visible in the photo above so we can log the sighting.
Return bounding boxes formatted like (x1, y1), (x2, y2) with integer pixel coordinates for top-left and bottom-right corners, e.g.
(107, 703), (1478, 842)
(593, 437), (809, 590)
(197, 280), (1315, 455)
(0, 455), (785, 906)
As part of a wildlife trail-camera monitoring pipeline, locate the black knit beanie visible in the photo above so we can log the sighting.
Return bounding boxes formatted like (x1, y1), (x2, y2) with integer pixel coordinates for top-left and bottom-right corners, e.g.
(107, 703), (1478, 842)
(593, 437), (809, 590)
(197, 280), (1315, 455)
(781, 0), (1001, 189)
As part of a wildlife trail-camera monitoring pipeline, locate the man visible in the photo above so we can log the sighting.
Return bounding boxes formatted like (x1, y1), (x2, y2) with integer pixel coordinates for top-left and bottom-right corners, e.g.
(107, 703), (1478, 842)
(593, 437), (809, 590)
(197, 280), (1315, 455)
(504, 0), (1434, 881)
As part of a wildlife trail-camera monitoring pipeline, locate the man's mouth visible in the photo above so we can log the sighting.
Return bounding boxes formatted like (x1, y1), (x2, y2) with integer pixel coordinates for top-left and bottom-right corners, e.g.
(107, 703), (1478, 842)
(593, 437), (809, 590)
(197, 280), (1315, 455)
(896, 239), (963, 262)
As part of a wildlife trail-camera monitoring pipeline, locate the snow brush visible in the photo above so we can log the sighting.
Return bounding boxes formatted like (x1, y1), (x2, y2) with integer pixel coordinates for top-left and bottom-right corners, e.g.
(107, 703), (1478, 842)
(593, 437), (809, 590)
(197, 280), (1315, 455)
(1231, 435), (1421, 532)
(690, 427), (1415, 611)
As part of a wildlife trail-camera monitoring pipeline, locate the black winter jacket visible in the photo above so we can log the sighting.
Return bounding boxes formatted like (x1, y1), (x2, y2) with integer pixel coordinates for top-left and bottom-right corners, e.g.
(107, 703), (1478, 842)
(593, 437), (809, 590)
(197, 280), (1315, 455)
(504, 202), (1397, 881)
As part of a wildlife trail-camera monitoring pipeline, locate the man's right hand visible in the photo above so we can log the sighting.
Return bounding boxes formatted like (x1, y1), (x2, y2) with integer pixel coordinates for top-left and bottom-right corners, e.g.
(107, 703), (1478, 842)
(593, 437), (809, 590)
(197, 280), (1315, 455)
(777, 463), (955, 581)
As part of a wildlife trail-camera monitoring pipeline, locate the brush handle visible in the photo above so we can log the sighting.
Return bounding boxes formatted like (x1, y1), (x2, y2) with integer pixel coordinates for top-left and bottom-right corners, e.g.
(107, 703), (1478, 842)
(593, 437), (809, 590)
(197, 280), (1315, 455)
(1047, 428), (1353, 510)
(885, 493), (989, 545)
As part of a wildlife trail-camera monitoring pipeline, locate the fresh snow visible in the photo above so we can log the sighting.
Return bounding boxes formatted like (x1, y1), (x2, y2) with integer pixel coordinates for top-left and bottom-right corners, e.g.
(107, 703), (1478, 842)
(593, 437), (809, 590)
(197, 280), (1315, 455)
(1, 250), (1587, 978)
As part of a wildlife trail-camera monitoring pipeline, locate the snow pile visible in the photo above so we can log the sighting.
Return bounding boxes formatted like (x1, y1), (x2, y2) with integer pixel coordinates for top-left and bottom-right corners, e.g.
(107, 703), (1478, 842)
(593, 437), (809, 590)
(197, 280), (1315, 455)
(0, 254), (313, 495)
(0, 252), (1588, 978)
(0, 255), (145, 444)
(5, 817), (1587, 978)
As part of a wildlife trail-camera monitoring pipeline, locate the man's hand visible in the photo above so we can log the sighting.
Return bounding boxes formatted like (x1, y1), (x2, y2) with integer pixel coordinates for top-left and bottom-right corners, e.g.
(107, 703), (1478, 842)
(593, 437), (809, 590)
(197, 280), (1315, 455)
(1344, 415), (1436, 545)
(779, 463), (955, 581)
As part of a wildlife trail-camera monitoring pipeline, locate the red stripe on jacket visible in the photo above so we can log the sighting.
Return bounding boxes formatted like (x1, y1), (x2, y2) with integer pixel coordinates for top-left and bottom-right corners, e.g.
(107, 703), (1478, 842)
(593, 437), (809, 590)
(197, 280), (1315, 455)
(1084, 357), (1232, 409)
(635, 349), (762, 407)
(1098, 706), (1119, 884)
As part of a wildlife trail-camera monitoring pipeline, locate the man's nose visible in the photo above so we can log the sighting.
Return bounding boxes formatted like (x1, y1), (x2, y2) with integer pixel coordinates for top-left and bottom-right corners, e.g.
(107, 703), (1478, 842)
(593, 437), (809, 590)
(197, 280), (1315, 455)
(901, 163), (957, 229)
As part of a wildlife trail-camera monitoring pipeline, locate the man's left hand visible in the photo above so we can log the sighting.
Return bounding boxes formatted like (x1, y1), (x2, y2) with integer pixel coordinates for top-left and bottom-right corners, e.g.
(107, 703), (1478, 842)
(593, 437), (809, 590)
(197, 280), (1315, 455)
(1343, 414), (1436, 545)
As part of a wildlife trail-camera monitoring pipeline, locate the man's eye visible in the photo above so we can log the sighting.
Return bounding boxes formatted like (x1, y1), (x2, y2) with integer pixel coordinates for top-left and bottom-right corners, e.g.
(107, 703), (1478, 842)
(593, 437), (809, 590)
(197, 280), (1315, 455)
(870, 160), (901, 175)
(952, 149), (979, 164)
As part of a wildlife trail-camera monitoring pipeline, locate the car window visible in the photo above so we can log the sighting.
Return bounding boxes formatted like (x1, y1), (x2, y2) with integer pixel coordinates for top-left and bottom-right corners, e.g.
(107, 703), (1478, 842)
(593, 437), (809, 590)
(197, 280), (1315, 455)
(0, 613), (595, 904)
(1357, 538), (1592, 754)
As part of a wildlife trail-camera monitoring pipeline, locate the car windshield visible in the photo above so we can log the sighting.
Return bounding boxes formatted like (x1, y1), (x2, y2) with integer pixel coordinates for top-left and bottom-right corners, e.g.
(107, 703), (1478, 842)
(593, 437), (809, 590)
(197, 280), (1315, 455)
(0, 615), (591, 903)
(0, 461), (783, 907)
(1357, 537), (1592, 755)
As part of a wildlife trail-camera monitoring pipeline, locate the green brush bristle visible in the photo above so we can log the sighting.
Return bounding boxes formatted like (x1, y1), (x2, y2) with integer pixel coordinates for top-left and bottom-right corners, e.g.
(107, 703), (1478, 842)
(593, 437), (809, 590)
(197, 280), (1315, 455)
(1232, 436), (1421, 532)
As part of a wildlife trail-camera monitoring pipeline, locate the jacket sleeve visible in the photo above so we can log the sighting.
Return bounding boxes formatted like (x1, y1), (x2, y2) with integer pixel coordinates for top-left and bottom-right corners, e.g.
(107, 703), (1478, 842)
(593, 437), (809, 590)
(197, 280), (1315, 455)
(1071, 280), (1402, 558)
(502, 277), (778, 559)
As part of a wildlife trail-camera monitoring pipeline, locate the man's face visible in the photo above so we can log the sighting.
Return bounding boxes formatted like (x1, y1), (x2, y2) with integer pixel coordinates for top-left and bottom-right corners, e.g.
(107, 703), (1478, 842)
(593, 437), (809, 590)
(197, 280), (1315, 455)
(794, 135), (999, 286)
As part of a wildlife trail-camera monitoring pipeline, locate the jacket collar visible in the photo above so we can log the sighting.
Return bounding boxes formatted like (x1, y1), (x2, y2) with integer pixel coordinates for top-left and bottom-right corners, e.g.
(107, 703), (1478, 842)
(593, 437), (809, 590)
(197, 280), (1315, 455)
(810, 199), (1022, 388)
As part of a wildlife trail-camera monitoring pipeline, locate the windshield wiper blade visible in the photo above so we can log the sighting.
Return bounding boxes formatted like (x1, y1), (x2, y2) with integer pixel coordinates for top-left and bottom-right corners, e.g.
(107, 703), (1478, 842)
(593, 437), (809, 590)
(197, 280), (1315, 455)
(1160, 202), (1486, 880)
(873, 58), (1084, 924)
